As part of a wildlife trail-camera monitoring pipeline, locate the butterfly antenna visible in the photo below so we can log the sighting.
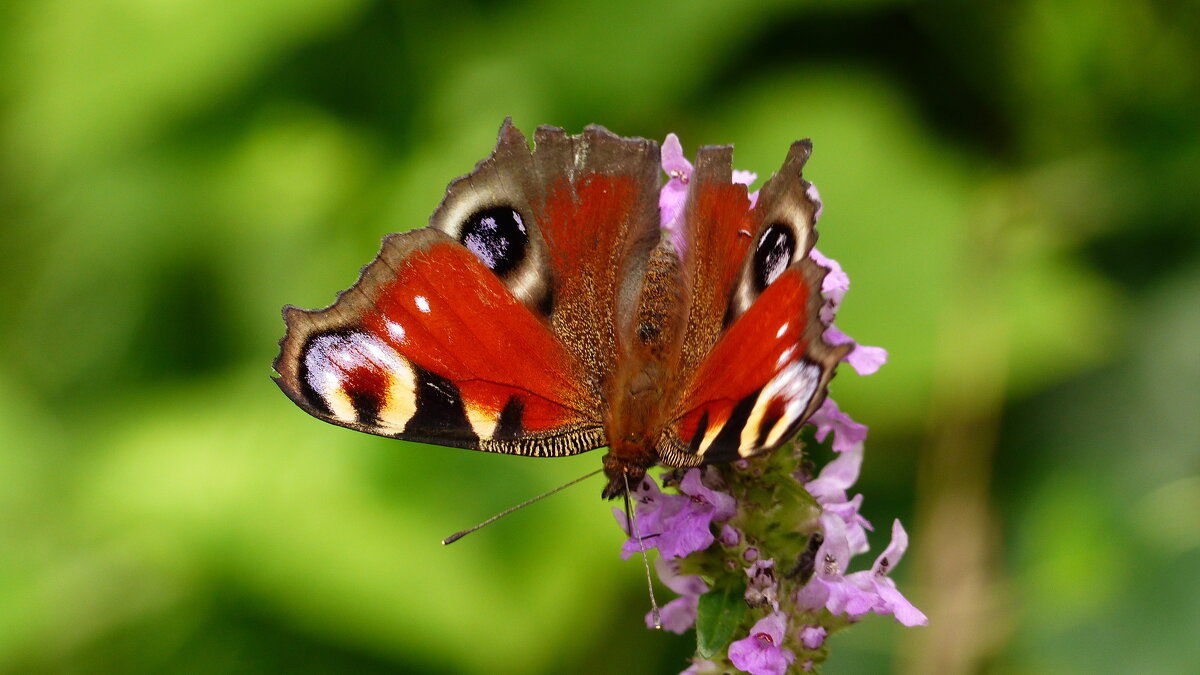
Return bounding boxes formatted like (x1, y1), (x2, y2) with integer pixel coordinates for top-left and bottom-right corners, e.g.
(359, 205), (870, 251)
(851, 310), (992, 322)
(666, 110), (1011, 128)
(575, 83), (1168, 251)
(624, 473), (662, 630)
(441, 469), (603, 545)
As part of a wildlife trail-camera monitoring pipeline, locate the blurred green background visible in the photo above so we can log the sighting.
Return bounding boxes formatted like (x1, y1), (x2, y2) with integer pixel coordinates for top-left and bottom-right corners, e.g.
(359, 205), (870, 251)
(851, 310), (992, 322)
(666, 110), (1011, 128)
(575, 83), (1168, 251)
(2, 0), (1197, 673)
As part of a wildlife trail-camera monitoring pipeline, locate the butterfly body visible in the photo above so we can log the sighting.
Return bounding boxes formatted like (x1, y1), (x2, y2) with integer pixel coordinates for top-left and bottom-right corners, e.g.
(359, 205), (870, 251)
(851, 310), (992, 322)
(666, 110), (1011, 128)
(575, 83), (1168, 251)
(274, 121), (849, 498)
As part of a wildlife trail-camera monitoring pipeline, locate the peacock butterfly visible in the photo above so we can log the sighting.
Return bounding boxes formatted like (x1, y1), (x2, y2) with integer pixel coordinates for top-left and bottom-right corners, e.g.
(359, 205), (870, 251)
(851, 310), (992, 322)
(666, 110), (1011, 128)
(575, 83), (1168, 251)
(273, 120), (850, 499)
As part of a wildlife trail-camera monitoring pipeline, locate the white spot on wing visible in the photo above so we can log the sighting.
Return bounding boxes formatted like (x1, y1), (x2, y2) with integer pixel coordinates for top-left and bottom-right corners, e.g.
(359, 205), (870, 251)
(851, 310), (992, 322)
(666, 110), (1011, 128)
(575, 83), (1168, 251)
(739, 359), (822, 455)
(415, 296), (430, 313)
(776, 322), (790, 339)
(303, 331), (417, 432)
(386, 321), (406, 343)
(776, 346), (797, 368)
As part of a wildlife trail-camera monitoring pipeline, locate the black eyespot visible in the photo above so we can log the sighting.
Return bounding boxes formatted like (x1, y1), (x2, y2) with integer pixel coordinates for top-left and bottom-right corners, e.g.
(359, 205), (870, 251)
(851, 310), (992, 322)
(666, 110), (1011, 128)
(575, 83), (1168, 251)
(460, 206), (528, 276)
(753, 222), (796, 291)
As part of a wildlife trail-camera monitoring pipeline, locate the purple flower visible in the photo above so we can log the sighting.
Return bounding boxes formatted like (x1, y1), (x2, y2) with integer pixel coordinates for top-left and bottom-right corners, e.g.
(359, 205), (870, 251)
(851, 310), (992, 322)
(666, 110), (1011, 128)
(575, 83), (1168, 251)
(681, 469), (737, 519)
(728, 613), (796, 675)
(659, 133), (692, 242)
(794, 514), (876, 617)
(805, 440), (862, 504)
(744, 558), (779, 609)
(720, 523), (741, 547)
(804, 441), (874, 555)
(656, 469), (735, 558)
(798, 625), (827, 650)
(660, 135), (760, 254)
(809, 248), (848, 325)
(806, 181), (824, 223)
(614, 469), (736, 560)
(613, 477), (678, 558)
(822, 492), (871, 556)
(734, 169), (759, 208)
(824, 325), (888, 376)
(809, 398), (868, 454)
(846, 520), (928, 627)
(809, 247), (888, 376)
(648, 557), (709, 633)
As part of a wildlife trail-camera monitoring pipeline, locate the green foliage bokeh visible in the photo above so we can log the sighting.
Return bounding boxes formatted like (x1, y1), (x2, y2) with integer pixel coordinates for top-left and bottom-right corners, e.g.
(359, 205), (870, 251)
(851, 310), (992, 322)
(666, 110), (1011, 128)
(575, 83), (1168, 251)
(1, 0), (1197, 673)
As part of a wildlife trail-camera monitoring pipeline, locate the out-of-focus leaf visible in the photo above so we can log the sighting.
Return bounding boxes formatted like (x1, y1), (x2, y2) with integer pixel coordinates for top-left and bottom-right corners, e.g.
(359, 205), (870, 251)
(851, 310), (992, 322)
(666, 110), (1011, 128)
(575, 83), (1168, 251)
(4, 0), (366, 175)
(695, 579), (746, 658)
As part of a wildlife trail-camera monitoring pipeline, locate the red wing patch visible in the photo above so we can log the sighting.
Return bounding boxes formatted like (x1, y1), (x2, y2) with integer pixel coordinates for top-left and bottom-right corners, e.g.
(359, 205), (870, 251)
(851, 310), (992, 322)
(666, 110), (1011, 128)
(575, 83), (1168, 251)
(665, 268), (837, 463)
(678, 150), (755, 374)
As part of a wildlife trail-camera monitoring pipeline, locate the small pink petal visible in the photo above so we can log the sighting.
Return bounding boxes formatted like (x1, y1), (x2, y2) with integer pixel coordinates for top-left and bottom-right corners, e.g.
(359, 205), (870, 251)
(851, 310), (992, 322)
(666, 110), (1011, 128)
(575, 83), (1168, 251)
(681, 659), (722, 675)
(818, 513), (852, 572)
(875, 579), (928, 626)
(659, 133), (693, 250)
(848, 344), (888, 375)
(732, 169), (757, 186)
(805, 181), (824, 223)
(808, 398), (869, 454)
(822, 493), (873, 556)
(661, 133), (692, 176)
(805, 442), (863, 502)
(809, 247), (849, 300)
(680, 468), (737, 521)
(824, 325), (888, 375)
(799, 625), (827, 649)
(728, 613), (796, 675)
(652, 595), (700, 633)
(720, 524), (741, 547)
(745, 558), (779, 609)
(871, 519), (910, 576)
(656, 556), (709, 596)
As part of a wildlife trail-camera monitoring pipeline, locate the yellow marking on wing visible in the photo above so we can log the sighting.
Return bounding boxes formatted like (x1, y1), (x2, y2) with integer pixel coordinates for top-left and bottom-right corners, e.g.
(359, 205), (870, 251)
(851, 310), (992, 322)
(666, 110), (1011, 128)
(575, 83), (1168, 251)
(465, 404), (499, 440)
(326, 388), (358, 424)
(376, 360), (418, 434)
(696, 415), (727, 457)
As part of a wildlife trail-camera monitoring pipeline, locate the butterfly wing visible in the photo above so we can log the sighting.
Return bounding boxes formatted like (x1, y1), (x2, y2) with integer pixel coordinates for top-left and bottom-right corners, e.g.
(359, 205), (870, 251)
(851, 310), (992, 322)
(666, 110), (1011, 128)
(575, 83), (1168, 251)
(274, 121), (662, 457)
(658, 140), (851, 467)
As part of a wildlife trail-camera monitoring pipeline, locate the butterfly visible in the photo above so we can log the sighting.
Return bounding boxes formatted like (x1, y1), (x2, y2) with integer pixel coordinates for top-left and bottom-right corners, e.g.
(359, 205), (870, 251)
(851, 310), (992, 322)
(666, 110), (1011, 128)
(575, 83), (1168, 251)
(273, 120), (850, 499)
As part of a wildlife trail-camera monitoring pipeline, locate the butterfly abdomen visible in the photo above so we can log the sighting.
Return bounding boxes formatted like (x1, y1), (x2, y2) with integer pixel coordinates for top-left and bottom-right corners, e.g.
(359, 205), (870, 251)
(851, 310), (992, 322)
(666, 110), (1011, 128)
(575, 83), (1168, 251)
(600, 241), (691, 498)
